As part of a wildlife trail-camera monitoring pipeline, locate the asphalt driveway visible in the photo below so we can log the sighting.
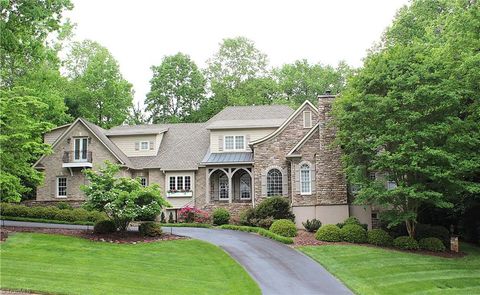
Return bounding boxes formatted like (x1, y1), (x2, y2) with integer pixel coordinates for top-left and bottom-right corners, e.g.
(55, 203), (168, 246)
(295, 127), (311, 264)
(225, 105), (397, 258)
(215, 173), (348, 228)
(2, 221), (352, 295)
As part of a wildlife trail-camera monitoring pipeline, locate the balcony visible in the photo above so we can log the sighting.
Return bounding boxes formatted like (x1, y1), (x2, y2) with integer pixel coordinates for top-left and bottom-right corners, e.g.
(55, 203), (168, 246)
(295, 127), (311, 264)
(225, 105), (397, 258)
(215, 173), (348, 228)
(62, 151), (93, 168)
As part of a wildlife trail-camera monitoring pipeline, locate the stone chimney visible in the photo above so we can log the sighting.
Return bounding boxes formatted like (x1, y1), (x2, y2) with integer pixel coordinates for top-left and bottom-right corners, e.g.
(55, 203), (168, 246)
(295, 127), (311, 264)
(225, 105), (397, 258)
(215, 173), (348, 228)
(316, 92), (348, 205)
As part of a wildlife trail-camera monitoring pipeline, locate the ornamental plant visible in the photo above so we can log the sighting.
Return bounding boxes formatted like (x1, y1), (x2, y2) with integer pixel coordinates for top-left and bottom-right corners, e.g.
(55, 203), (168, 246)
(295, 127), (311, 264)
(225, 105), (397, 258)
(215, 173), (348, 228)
(178, 206), (210, 223)
(270, 219), (297, 237)
(81, 161), (170, 231)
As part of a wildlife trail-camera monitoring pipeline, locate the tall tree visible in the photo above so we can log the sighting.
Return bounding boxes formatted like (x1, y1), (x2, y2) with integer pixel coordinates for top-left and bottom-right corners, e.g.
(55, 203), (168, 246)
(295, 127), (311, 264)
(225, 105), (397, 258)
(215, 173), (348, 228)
(146, 53), (205, 123)
(334, 0), (480, 237)
(64, 40), (133, 128)
(275, 59), (353, 105)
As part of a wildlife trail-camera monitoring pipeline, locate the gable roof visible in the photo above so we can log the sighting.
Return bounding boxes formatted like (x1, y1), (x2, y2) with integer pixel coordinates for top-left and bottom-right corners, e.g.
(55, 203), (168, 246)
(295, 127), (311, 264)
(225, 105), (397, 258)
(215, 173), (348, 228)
(33, 118), (131, 168)
(208, 104), (294, 122)
(249, 100), (318, 146)
(105, 125), (169, 136)
(287, 123), (319, 157)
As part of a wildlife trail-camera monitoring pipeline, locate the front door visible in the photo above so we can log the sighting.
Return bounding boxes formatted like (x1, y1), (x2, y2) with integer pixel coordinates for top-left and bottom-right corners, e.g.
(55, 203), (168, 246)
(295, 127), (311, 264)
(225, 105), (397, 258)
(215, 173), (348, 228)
(74, 137), (88, 162)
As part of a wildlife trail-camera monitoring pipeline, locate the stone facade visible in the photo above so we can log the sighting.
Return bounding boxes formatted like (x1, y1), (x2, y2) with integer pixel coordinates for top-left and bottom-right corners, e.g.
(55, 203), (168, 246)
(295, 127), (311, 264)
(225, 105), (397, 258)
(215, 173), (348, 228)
(36, 122), (128, 201)
(253, 103), (318, 205)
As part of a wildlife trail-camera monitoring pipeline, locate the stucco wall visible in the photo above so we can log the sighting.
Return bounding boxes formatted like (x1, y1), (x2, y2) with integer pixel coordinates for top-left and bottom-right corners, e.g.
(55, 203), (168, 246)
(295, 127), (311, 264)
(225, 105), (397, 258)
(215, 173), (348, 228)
(293, 205), (349, 228)
(349, 205), (372, 230)
(109, 134), (161, 157)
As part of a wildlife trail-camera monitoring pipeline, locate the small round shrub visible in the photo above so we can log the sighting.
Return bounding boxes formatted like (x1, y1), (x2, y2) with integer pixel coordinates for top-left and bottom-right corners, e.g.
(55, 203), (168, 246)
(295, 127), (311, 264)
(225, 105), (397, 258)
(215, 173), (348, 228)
(56, 202), (73, 210)
(54, 209), (77, 222)
(94, 220), (116, 234)
(340, 224), (367, 243)
(270, 219), (297, 237)
(419, 237), (446, 252)
(315, 224), (342, 242)
(302, 219), (322, 233)
(213, 208), (230, 225)
(393, 236), (419, 250)
(416, 224), (450, 247)
(367, 229), (393, 246)
(344, 216), (361, 225)
(139, 222), (163, 237)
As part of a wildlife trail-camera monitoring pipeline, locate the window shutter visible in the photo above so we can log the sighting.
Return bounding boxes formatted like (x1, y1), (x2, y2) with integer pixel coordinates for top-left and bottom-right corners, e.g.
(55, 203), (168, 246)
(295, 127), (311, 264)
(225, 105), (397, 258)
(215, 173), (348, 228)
(135, 142), (139, 151)
(310, 164), (316, 193)
(282, 167), (288, 196)
(51, 178), (57, 197)
(245, 134), (251, 151)
(294, 164), (300, 193)
(218, 135), (223, 152)
(149, 141), (154, 150)
(261, 170), (267, 196)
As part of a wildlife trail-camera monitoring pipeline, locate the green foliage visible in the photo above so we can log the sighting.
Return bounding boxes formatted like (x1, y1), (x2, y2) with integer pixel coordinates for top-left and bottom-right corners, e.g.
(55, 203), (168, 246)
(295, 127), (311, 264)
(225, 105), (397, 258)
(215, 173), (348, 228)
(340, 224), (367, 243)
(0, 88), (54, 202)
(419, 237), (446, 252)
(168, 211), (174, 223)
(93, 220), (117, 234)
(146, 52), (206, 123)
(81, 161), (170, 231)
(337, 216), (368, 231)
(415, 224), (450, 247)
(302, 219), (322, 233)
(212, 208), (230, 225)
(139, 222), (163, 237)
(239, 208), (256, 225)
(367, 229), (393, 246)
(393, 236), (419, 250)
(274, 59), (352, 105)
(219, 224), (294, 244)
(333, 0), (480, 237)
(160, 223), (212, 228)
(64, 40), (133, 128)
(269, 219), (297, 237)
(315, 224), (342, 242)
(160, 212), (166, 223)
(254, 197), (295, 221)
(56, 202), (73, 210)
(0, 202), (106, 223)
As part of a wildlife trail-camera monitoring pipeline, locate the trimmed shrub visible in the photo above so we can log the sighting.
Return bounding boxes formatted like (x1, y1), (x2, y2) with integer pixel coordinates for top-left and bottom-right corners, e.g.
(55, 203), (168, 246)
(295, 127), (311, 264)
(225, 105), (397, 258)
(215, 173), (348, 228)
(239, 208), (256, 226)
(367, 229), (393, 246)
(338, 216), (368, 231)
(160, 212), (166, 223)
(393, 236), (419, 250)
(139, 222), (163, 237)
(54, 210), (77, 222)
(87, 210), (108, 222)
(255, 217), (274, 229)
(315, 224), (342, 242)
(419, 237), (446, 252)
(168, 211), (174, 223)
(56, 202), (73, 210)
(72, 208), (90, 221)
(178, 206), (210, 223)
(219, 224), (294, 244)
(94, 220), (116, 234)
(340, 224), (367, 243)
(212, 208), (230, 225)
(302, 219), (322, 233)
(416, 224), (450, 247)
(255, 197), (295, 221)
(270, 219), (297, 237)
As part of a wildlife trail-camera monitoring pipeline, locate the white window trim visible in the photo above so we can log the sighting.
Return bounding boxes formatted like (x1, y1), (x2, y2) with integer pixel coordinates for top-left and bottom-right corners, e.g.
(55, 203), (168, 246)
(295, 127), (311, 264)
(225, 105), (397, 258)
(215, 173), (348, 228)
(168, 175), (192, 192)
(56, 177), (67, 198)
(140, 176), (148, 187)
(218, 175), (229, 200)
(239, 174), (251, 200)
(139, 141), (150, 151)
(224, 135), (246, 151)
(303, 111), (312, 128)
(300, 164), (312, 195)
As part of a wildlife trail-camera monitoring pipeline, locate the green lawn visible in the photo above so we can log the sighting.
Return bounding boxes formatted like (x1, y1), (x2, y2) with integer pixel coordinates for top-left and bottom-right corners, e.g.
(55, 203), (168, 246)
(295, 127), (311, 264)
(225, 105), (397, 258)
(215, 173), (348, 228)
(299, 243), (480, 295)
(0, 233), (260, 295)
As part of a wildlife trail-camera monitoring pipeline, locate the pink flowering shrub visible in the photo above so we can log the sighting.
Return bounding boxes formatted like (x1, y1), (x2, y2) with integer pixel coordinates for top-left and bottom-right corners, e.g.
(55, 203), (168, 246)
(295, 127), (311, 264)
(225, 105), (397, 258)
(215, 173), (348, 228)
(178, 206), (210, 223)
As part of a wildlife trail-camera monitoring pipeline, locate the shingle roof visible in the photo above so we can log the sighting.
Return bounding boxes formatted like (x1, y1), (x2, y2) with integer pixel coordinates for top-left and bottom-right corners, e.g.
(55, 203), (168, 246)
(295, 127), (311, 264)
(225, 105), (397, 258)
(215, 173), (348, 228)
(202, 152), (253, 164)
(206, 118), (286, 129)
(208, 105), (294, 121)
(105, 125), (168, 136)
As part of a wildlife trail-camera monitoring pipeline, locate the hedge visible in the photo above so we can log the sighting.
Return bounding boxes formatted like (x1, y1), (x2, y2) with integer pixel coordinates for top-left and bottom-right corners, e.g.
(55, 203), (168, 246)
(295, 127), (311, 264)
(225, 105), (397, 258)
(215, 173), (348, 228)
(0, 216), (94, 226)
(160, 223), (212, 228)
(219, 224), (294, 244)
(340, 224), (367, 243)
(315, 224), (342, 242)
(393, 236), (419, 250)
(419, 237), (446, 252)
(367, 229), (393, 246)
(269, 219), (297, 237)
(0, 203), (107, 224)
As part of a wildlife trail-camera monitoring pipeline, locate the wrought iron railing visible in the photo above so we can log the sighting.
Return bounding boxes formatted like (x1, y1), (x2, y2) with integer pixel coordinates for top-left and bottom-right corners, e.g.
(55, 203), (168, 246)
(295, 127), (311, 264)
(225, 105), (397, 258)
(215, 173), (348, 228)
(62, 151), (92, 163)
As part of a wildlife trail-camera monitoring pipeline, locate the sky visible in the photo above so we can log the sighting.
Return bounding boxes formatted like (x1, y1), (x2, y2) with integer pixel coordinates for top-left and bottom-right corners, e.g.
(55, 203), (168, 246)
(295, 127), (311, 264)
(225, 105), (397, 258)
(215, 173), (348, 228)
(66, 0), (410, 106)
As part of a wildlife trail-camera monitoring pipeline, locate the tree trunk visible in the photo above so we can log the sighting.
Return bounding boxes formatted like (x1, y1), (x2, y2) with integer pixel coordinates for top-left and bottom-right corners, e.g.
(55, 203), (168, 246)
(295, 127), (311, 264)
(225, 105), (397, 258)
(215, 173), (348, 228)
(405, 219), (416, 238)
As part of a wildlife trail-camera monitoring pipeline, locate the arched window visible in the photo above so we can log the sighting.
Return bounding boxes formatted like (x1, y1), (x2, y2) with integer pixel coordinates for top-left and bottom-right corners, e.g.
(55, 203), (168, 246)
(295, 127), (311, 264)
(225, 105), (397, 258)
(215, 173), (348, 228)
(219, 175), (229, 200)
(300, 164), (311, 194)
(240, 173), (251, 200)
(267, 168), (283, 196)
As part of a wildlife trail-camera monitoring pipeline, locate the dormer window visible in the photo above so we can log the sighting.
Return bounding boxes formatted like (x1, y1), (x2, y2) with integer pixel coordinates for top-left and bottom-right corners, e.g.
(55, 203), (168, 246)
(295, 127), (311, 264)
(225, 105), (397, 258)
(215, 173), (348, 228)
(303, 111), (312, 128)
(140, 141), (149, 150)
(224, 135), (245, 151)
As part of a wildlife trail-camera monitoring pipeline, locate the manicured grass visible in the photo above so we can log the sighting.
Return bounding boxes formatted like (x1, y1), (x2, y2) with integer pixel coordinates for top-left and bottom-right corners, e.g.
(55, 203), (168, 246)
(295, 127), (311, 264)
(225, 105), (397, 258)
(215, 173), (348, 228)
(0, 233), (260, 295)
(299, 243), (480, 295)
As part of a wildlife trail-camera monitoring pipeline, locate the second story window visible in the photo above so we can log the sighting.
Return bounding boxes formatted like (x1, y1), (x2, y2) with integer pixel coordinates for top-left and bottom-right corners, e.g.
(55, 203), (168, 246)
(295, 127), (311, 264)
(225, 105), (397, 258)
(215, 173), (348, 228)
(169, 176), (192, 192)
(224, 135), (245, 151)
(140, 141), (149, 150)
(140, 177), (148, 187)
(74, 137), (88, 161)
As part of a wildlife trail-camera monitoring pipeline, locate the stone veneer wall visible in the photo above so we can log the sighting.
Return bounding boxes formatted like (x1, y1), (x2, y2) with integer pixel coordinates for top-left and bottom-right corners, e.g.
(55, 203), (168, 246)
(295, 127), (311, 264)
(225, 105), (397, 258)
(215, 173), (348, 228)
(36, 122), (129, 202)
(253, 103), (318, 205)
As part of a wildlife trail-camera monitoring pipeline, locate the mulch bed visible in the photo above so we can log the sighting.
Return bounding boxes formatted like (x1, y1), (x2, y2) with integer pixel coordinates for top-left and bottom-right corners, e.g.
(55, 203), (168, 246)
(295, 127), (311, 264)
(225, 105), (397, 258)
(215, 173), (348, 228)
(293, 229), (465, 258)
(0, 226), (186, 244)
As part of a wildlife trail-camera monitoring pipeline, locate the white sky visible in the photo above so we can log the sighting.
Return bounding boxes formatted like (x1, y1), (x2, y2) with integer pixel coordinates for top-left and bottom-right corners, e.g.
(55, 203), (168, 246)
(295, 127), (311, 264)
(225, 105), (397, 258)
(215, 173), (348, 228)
(66, 0), (410, 106)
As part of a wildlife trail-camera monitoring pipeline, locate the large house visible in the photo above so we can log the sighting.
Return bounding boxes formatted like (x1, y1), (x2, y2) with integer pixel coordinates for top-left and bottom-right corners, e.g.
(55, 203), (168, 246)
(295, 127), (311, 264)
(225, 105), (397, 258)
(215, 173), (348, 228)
(33, 94), (374, 228)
